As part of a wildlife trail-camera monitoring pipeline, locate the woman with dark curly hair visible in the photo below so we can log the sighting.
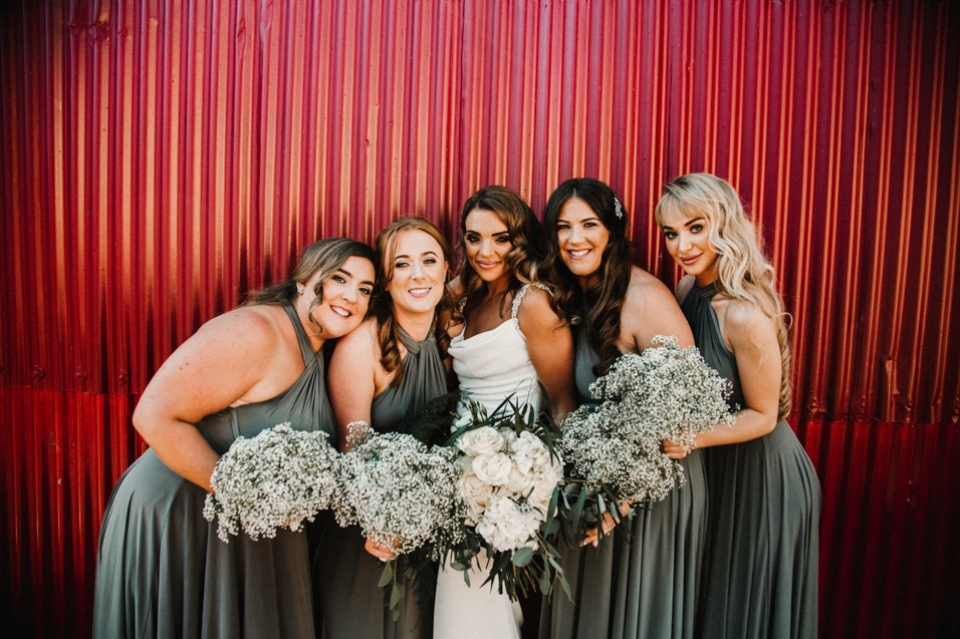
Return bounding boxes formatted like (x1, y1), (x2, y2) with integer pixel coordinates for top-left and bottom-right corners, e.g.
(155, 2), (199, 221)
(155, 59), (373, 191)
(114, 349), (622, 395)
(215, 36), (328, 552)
(433, 185), (576, 639)
(538, 177), (704, 639)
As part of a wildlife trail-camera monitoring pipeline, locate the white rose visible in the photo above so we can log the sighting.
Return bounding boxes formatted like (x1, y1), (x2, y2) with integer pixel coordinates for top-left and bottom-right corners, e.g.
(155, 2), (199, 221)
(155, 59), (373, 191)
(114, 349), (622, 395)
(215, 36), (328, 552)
(502, 460), (535, 494)
(458, 467), (494, 511)
(472, 452), (513, 486)
(457, 426), (503, 457)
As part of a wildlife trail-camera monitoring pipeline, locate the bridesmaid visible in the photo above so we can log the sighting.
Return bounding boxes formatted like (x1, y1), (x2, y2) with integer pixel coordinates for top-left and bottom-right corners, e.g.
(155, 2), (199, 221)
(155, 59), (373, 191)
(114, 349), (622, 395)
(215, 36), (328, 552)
(317, 218), (455, 639)
(94, 238), (376, 639)
(433, 185), (577, 639)
(655, 173), (820, 639)
(539, 178), (705, 639)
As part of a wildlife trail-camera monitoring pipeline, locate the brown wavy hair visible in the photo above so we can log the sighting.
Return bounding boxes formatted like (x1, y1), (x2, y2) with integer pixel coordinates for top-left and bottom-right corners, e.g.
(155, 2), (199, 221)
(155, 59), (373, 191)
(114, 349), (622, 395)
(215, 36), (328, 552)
(542, 178), (632, 376)
(655, 172), (793, 420)
(247, 237), (376, 334)
(456, 186), (548, 320)
(374, 217), (455, 386)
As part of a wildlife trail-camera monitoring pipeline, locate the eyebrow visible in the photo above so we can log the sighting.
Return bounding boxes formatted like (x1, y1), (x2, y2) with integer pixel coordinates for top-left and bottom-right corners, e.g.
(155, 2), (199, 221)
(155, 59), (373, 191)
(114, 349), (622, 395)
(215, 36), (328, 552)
(394, 250), (440, 259)
(465, 229), (509, 237)
(661, 217), (705, 231)
(336, 268), (375, 287)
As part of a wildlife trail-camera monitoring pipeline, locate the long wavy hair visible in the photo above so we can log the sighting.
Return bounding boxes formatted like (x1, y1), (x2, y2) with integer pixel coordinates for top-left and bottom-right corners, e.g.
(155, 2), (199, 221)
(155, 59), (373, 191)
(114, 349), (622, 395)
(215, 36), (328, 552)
(374, 217), (455, 386)
(655, 172), (793, 420)
(456, 186), (547, 320)
(248, 237), (376, 334)
(542, 178), (632, 376)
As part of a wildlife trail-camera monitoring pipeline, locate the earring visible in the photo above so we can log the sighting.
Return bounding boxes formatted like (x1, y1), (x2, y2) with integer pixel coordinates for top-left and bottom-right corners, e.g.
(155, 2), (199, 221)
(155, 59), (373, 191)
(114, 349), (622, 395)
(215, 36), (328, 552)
(297, 285), (305, 295)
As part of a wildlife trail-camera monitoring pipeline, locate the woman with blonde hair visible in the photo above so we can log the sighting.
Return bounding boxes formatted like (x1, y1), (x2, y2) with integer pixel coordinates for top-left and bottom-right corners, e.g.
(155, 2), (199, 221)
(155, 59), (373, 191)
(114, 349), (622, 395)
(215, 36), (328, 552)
(656, 172), (820, 639)
(317, 217), (455, 639)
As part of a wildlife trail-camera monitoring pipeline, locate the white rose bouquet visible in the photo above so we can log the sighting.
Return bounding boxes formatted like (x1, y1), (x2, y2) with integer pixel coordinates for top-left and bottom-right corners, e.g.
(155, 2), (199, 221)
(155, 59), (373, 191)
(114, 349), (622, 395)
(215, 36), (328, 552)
(444, 396), (569, 601)
(333, 428), (465, 618)
(556, 336), (736, 543)
(202, 423), (339, 542)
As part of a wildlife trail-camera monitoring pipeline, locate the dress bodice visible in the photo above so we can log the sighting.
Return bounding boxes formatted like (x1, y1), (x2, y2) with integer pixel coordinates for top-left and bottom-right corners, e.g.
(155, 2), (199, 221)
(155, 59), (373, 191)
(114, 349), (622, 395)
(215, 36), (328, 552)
(449, 284), (543, 415)
(370, 324), (447, 433)
(573, 332), (601, 403)
(679, 282), (745, 409)
(195, 304), (336, 453)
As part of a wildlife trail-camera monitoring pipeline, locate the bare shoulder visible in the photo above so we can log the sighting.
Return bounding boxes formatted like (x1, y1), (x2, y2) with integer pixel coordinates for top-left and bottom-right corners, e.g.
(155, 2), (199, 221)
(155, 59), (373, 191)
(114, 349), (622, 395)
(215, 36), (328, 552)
(721, 297), (777, 349)
(185, 305), (282, 359)
(623, 266), (677, 313)
(334, 316), (379, 355)
(517, 285), (562, 330)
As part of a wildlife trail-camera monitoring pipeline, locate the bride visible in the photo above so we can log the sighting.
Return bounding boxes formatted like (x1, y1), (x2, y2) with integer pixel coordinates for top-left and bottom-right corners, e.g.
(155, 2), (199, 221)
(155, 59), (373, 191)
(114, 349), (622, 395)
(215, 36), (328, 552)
(434, 186), (577, 639)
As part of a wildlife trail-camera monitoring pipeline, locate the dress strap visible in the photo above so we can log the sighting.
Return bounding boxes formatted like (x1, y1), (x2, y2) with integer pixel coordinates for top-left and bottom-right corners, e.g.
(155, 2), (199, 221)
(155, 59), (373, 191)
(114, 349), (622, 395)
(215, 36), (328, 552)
(510, 283), (550, 320)
(282, 304), (316, 365)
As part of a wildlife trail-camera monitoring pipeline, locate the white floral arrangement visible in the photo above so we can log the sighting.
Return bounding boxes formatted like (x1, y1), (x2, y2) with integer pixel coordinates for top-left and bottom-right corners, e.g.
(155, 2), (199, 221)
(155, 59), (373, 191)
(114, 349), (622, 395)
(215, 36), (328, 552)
(445, 397), (568, 600)
(456, 424), (562, 552)
(558, 335), (735, 516)
(202, 423), (339, 542)
(333, 429), (465, 557)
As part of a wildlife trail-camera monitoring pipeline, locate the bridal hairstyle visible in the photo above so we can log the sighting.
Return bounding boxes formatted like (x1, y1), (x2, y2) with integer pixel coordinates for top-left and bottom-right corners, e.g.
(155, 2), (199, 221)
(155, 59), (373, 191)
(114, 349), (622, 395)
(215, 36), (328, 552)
(543, 177), (632, 377)
(247, 237), (377, 334)
(374, 217), (455, 386)
(654, 172), (793, 420)
(457, 185), (547, 320)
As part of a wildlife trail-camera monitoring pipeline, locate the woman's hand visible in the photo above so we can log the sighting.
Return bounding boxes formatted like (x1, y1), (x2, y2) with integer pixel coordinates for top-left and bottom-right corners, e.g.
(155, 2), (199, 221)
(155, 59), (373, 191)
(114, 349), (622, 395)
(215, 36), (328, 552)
(580, 501), (632, 547)
(364, 537), (399, 560)
(662, 438), (689, 460)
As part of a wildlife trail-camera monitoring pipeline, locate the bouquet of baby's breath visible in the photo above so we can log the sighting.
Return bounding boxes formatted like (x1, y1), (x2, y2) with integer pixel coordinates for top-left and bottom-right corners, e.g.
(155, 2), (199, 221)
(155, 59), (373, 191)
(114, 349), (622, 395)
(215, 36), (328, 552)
(202, 423), (339, 542)
(556, 336), (735, 542)
(444, 394), (569, 601)
(333, 428), (465, 618)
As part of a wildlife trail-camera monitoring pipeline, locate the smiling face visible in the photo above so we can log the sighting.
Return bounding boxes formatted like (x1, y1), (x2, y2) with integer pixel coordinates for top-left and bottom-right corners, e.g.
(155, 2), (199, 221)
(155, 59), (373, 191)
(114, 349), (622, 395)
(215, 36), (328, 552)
(385, 229), (448, 318)
(299, 255), (376, 338)
(555, 197), (611, 286)
(659, 207), (719, 286)
(463, 208), (513, 286)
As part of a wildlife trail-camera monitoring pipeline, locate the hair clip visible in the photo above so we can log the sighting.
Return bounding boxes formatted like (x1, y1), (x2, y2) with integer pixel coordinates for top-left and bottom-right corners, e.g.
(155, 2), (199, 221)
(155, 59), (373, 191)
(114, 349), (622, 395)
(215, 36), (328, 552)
(613, 198), (624, 220)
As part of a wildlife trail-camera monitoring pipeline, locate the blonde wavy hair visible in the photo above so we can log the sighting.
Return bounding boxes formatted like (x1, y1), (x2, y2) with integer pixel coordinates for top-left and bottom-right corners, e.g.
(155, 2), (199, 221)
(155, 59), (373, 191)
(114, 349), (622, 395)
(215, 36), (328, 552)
(655, 173), (793, 420)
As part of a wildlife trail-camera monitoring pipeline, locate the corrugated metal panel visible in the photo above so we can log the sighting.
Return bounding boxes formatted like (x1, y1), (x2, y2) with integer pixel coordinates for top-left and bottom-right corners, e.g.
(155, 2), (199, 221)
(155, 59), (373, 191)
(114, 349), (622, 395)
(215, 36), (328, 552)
(1, 1), (958, 637)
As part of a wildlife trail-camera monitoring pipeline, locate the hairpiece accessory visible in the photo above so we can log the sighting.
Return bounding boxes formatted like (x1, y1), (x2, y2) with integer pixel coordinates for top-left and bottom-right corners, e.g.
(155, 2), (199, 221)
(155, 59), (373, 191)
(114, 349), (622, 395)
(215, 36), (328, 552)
(613, 198), (624, 220)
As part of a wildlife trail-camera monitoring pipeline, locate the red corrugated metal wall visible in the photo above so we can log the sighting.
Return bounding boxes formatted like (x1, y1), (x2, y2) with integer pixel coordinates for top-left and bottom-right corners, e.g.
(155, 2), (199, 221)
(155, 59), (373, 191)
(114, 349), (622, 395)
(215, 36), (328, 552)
(2, 1), (958, 637)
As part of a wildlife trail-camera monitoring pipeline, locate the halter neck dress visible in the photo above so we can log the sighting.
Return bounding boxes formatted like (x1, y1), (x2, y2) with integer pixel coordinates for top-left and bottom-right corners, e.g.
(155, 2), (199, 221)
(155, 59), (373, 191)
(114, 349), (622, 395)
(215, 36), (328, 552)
(682, 283), (820, 639)
(314, 326), (447, 639)
(540, 332), (709, 639)
(434, 284), (546, 639)
(93, 304), (335, 639)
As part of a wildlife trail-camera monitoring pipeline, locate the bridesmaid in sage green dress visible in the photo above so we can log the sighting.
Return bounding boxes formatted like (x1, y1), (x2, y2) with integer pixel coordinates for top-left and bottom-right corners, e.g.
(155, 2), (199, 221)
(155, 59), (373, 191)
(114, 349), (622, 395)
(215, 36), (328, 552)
(539, 178), (706, 639)
(315, 218), (455, 639)
(93, 239), (376, 639)
(656, 173), (819, 639)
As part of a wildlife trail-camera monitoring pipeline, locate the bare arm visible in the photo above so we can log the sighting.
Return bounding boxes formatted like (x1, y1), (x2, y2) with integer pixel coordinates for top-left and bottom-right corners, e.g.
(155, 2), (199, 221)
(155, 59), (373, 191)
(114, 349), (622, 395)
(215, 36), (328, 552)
(328, 319), (382, 452)
(517, 287), (578, 422)
(663, 299), (781, 457)
(133, 307), (293, 491)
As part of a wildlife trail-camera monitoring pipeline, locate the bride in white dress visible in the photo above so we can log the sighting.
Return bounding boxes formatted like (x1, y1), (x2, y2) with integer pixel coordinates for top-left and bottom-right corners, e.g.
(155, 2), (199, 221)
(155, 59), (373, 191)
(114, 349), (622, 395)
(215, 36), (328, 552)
(435, 186), (577, 639)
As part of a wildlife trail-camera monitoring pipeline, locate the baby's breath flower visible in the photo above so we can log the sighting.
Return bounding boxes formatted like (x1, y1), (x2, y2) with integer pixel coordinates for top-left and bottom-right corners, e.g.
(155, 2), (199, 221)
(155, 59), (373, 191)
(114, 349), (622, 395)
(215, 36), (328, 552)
(559, 336), (735, 503)
(333, 432), (465, 557)
(202, 423), (339, 542)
